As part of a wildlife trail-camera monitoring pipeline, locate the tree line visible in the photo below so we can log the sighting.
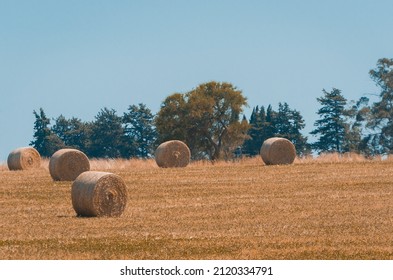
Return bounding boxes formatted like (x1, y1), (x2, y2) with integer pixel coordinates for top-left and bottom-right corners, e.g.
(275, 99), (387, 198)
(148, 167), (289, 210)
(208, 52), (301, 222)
(31, 104), (157, 158)
(31, 58), (393, 159)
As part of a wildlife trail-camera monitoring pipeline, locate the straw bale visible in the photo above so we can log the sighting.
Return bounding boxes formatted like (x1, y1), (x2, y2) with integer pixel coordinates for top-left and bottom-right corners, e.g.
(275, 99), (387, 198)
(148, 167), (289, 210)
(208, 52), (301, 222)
(71, 171), (128, 217)
(155, 140), (191, 168)
(260, 137), (296, 165)
(49, 149), (90, 181)
(7, 147), (41, 170)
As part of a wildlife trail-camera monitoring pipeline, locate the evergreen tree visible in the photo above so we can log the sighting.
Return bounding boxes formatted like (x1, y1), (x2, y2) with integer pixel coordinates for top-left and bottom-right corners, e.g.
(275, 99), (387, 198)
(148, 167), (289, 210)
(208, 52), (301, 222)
(259, 105), (266, 125)
(275, 102), (309, 156)
(89, 108), (126, 158)
(123, 103), (157, 158)
(264, 105), (276, 139)
(242, 106), (263, 156)
(289, 109), (310, 155)
(275, 102), (293, 138)
(52, 115), (92, 153)
(51, 115), (69, 143)
(311, 88), (349, 153)
(243, 104), (276, 157)
(30, 108), (64, 157)
(243, 103), (309, 156)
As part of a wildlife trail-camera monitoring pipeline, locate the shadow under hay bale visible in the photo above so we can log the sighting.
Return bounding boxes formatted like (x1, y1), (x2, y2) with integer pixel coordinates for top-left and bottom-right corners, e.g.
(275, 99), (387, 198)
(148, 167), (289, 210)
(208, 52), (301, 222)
(71, 171), (128, 217)
(154, 140), (191, 168)
(260, 137), (296, 165)
(49, 149), (90, 181)
(7, 147), (41, 170)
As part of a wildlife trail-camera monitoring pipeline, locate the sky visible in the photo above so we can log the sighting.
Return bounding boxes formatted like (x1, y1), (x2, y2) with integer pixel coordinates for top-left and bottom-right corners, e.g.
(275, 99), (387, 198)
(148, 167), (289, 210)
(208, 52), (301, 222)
(1, 0), (392, 162)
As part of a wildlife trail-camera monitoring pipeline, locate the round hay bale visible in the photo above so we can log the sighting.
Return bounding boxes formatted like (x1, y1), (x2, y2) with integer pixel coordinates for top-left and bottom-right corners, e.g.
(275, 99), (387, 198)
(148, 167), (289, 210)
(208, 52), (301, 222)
(49, 149), (90, 181)
(155, 140), (191, 168)
(260, 137), (296, 165)
(7, 147), (41, 170)
(71, 171), (128, 217)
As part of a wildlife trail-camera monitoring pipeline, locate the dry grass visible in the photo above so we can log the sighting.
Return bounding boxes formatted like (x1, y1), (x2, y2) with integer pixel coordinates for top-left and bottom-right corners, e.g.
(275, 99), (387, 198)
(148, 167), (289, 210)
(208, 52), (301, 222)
(0, 154), (392, 260)
(89, 158), (158, 170)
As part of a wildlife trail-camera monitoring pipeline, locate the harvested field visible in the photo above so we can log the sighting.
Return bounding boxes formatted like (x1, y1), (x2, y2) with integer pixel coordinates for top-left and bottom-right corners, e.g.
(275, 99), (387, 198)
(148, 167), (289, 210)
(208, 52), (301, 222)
(0, 157), (392, 259)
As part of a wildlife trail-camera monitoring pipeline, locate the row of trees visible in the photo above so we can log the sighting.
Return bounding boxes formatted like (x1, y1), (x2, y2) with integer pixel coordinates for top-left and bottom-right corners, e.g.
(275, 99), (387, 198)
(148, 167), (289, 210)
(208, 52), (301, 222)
(242, 103), (309, 156)
(310, 58), (393, 156)
(31, 104), (157, 158)
(31, 58), (393, 159)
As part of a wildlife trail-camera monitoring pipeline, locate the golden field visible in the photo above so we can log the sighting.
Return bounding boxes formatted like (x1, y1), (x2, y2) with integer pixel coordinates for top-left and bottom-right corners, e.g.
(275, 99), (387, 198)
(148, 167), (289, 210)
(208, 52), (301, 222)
(0, 155), (392, 260)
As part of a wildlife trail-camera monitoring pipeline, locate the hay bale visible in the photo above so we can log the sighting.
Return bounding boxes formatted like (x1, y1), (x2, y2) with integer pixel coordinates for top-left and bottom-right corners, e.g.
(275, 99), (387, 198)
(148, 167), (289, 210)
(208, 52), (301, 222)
(155, 140), (191, 168)
(49, 149), (90, 181)
(260, 137), (296, 165)
(71, 171), (128, 217)
(7, 147), (41, 170)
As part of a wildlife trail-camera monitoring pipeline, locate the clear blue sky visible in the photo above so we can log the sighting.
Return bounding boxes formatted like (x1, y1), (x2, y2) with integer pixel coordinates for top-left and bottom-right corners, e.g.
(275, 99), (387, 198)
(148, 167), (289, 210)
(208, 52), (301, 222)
(1, 0), (392, 162)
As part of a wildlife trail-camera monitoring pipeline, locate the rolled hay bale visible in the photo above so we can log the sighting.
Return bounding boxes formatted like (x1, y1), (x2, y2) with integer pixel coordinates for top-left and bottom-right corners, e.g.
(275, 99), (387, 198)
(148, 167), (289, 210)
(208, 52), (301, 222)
(155, 140), (191, 168)
(49, 149), (90, 181)
(71, 171), (128, 217)
(7, 147), (41, 170)
(260, 137), (296, 165)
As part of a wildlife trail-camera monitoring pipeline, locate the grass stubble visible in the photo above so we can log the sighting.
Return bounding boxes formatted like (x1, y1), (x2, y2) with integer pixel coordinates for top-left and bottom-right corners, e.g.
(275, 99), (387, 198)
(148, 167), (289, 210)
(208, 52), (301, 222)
(0, 156), (392, 259)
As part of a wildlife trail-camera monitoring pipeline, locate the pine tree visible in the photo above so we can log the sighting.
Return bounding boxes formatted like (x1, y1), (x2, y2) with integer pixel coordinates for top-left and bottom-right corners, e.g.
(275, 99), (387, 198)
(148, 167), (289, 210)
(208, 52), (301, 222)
(288, 108), (310, 155)
(123, 103), (157, 158)
(52, 115), (92, 153)
(242, 106), (262, 156)
(311, 88), (349, 153)
(30, 108), (64, 157)
(275, 102), (309, 155)
(264, 105), (276, 140)
(243, 103), (309, 156)
(89, 108), (126, 158)
(275, 102), (292, 138)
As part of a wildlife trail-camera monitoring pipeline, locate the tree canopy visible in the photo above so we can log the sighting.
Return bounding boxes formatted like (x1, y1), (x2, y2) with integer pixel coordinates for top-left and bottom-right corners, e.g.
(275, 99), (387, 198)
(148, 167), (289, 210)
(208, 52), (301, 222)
(155, 81), (249, 160)
(30, 108), (63, 157)
(123, 103), (157, 158)
(311, 88), (349, 153)
(367, 58), (393, 153)
(30, 104), (157, 159)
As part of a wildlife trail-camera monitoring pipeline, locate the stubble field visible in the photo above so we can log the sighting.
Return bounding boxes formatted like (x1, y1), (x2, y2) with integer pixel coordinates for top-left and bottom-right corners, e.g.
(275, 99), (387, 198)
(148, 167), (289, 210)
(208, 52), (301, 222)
(0, 156), (392, 260)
